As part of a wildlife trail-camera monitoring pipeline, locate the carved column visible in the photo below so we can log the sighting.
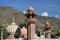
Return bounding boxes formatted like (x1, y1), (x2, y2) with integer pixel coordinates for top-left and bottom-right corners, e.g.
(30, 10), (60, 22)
(44, 21), (51, 39)
(25, 5), (37, 40)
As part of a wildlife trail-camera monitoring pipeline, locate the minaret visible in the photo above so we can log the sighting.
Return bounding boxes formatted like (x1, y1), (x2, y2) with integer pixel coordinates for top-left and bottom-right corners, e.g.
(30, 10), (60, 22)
(44, 21), (51, 39)
(25, 4), (37, 40)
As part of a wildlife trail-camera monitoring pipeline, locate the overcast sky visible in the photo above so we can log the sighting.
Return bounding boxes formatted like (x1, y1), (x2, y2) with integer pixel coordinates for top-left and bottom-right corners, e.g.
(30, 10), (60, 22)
(0, 0), (60, 18)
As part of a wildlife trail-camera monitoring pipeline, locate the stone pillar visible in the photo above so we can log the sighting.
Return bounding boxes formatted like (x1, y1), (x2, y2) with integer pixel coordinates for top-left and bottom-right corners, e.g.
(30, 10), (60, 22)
(25, 5), (37, 40)
(44, 21), (51, 39)
(27, 24), (35, 40)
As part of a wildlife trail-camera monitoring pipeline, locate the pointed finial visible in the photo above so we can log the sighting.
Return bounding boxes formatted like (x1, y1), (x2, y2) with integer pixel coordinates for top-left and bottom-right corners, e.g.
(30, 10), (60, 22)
(30, 1), (32, 8)
(13, 16), (14, 22)
(12, 16), (15, 24)
(28, 0), (34, 11)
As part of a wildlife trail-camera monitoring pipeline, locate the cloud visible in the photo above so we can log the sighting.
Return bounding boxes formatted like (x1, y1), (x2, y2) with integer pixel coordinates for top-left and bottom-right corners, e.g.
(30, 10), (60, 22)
(41, 12), (48, 16)
(23, 11), (26, 14)
(55, 15), (58, 18)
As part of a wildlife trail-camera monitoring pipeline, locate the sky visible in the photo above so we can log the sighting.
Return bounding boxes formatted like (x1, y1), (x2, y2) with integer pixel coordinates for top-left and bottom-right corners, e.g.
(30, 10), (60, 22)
(0, 0), (60, 18)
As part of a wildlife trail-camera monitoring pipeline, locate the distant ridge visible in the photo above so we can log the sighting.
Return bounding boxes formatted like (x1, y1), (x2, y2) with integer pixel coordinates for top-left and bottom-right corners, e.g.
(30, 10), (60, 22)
(0, 6), (60, 34)
(0, 6), (25, 25)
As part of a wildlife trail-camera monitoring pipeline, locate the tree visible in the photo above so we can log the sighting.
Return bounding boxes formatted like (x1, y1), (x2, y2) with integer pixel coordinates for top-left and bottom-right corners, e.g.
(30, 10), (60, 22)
(0, 25), (10, 39)
(19, 23), (27, 28)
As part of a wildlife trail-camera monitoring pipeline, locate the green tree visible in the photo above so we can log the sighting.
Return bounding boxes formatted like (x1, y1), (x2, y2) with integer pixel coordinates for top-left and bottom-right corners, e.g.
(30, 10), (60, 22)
(19, 23), (27, 28)
(0, 25), (10, 39)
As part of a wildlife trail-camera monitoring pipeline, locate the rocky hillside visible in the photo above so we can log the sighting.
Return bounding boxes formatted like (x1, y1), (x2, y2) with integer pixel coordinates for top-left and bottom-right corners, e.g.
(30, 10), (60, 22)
(0, 6), (25, 25)
(0, 6), (60, 38)
(0, 6), (60, 30)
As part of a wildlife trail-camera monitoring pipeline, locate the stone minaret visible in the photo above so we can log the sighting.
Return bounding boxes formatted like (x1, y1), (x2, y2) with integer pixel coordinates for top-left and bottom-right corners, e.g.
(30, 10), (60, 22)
(25, 5), (37, 40)
(44, 21), (51, 39)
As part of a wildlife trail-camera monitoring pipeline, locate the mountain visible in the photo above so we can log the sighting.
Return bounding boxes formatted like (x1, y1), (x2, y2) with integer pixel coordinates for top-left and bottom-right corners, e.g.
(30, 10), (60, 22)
(36, 16), (60, 30)
(36, 16), (60, 36)
(0, 6), (25, 25)
(0, 6), (60, 31)
(0, 6), (60, 38)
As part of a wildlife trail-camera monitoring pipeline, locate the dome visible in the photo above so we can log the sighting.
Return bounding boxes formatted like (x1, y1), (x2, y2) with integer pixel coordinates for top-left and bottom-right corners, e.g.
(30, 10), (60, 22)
(28, 6), (34, 10)
(6, 22), (19, 35)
